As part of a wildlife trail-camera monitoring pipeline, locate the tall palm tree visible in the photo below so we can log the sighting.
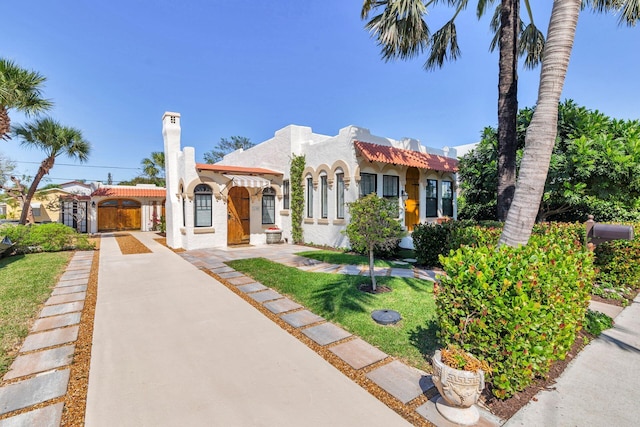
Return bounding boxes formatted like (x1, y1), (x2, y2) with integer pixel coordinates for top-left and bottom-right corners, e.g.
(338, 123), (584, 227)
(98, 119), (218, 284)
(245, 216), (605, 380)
(0, 59), (53, 140)
(361, 0), (545, 220)
(141, 151), (165, 186)
(499, 0), (639, 246)
(12, 118), (90, 224)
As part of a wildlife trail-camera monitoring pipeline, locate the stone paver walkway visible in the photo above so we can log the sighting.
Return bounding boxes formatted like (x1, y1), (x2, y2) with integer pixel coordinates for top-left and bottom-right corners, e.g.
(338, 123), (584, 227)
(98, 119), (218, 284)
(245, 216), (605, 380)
(0, 251), (94, 426)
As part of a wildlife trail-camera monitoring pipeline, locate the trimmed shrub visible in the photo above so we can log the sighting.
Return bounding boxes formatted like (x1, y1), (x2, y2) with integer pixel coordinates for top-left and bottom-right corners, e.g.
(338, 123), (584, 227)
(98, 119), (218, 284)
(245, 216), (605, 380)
(0, 223), (94, 254)
(594, 238), (640, 302)
(436, 226), (594, 399)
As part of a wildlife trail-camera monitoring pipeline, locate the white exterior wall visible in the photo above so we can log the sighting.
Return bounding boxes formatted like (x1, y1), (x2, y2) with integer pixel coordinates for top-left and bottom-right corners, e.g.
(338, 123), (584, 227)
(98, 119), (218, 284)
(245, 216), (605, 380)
(163, 113), (458, 250)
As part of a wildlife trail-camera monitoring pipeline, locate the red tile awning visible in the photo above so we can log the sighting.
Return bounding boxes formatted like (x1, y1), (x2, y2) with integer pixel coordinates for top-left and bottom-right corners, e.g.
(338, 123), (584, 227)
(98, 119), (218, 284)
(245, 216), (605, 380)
(354, 140), (458, 172)
(91, 187), (166, 198)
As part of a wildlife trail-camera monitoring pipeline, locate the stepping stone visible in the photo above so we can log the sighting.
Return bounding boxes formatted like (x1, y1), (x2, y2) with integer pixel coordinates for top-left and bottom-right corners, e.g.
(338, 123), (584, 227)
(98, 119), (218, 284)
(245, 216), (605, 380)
(59, 271), (89, 281)
(416, 396), (503, 427)
(312, 264), (341, 273)
(329, 338), (387, 370)
(403, 258), (417, 263)
(227, 276), (256, 286)
(281, 310), (325, 328)
(248, 289), (283, 303)
(56, 278), (88, 287)
(52, 285), (87, 296)
(209, 266), (235, 274)
(40, 301), (84, 318)
(415, 270), (437, 282)
(0, 402), (64, 427)
(366, 360), (434, 404)
(302, 323), (352, 346)
(263, 298), (302, 314)
(338, 265), (362, 275)
(0, 369), (70, 415)
(45, 292), (86, 306)
(32, 313), (81, 333)
(393, 260), (409, 265)
(4, 345), (75, 380)
(21, 326), (79, 352)
(237, 283), (267, 293)
(389, 268), (415, 278)
(217, 271), (244, 279)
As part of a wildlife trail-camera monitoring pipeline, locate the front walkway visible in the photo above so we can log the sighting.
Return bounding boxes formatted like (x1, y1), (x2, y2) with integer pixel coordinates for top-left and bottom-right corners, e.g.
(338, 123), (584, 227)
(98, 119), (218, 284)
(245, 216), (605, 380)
(84, 233), (412, 426)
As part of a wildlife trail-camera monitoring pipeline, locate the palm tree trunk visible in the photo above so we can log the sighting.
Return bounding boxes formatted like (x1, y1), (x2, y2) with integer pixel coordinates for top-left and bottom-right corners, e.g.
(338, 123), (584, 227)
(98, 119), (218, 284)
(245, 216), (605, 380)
(497, 0), (519, 221)
(19, 156), (55, 225)
(0, 107), (11, 140)
(499, 0), (581, 247)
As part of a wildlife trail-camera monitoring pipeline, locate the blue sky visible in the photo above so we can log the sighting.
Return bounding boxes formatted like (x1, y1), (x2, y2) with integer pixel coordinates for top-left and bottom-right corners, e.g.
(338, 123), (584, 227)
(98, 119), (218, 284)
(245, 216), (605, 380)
(2, 1), (639, 185)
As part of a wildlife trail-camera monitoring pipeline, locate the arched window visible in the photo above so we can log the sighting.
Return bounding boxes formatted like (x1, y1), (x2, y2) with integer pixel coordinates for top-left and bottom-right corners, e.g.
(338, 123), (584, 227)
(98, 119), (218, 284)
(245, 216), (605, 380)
(194, 184), (212, 227)
(262, 187), (276, 224)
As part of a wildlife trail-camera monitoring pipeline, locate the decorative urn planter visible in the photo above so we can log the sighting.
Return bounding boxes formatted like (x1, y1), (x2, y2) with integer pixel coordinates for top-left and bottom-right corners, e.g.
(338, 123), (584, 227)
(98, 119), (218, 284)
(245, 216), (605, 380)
(265, 228), (282, 244)
(431, 349), (485, 426)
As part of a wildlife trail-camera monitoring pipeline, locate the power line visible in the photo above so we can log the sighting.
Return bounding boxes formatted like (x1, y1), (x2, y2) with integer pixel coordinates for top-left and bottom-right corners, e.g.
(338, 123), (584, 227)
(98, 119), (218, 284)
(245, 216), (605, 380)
(13, 161), (141, 170)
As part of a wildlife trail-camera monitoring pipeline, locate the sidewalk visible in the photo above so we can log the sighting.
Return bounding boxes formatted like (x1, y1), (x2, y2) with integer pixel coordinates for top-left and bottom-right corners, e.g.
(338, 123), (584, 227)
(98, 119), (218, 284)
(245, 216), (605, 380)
(506, 295), (640, 426)
(84, 233), (411, 427)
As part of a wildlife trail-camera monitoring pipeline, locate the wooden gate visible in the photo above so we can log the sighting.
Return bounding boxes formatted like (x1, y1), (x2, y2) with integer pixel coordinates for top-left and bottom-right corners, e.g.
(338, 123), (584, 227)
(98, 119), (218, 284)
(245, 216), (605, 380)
(98, 199), (141, 231)
(227, 187), (250, 245)
(405, 168), (420, 231)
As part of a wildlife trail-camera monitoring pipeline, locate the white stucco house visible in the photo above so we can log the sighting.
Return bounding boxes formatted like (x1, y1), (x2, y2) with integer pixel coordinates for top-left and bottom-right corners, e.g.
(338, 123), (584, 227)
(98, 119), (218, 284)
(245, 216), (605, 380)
(162, 112), (459, 251)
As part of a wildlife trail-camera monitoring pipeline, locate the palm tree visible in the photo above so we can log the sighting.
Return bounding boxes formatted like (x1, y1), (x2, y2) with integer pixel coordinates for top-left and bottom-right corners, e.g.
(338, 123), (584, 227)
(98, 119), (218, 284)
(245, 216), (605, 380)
(499, 0), (639, 246)
(141, 151), (165, 186)
(12, 118), (90, 224)
(361, 0), (545, 220)
(0, 59), (53, 140)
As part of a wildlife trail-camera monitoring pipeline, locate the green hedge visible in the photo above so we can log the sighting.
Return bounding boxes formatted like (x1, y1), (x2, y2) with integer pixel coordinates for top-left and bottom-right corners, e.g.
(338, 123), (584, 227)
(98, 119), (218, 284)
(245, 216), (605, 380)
(0, 223), (94, 254)
(594, 236), (640, 302)
(436, 224), (594, 399)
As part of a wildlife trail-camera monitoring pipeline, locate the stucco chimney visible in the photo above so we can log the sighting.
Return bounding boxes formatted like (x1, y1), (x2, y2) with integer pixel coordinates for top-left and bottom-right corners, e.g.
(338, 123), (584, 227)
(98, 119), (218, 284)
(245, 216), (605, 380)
(162, 112), (181, 248)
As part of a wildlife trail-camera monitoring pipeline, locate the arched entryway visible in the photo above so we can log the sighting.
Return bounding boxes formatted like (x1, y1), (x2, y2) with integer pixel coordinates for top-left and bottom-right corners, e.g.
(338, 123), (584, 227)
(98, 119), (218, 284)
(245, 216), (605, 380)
(227, 187), (250, 245)
(98, 199), (141, 231)
(405, 168), (420, 231)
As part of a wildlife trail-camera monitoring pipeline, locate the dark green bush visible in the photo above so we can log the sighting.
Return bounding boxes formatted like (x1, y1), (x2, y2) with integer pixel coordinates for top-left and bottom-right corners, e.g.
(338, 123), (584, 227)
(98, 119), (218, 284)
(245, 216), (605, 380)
(0, 223), (94, 254)
(436, 226), (594, 399)
(583, 309), (613, 337)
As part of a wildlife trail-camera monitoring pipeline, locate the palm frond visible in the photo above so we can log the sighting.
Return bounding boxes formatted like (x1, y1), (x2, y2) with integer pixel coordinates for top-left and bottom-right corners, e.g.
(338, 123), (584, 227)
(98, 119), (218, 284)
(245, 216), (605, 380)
(519, 23), (545, 69)
(363, 0), (431, 61)
(619, 0), (640, 26)
(425, 20), (461, 70)
(476, 0), (496, 18)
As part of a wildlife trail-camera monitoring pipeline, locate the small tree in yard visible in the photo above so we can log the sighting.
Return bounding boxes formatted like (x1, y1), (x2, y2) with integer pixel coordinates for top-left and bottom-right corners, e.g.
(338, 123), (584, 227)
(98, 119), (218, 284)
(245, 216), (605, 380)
(345, 194), (405, 291)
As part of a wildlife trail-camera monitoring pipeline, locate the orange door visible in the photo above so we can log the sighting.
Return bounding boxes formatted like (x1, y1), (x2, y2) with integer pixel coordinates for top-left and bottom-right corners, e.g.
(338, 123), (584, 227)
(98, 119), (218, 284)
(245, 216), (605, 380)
(98, 199), (141, 231)
(405, 168), (420, 231)
(227, 187), (250, 245)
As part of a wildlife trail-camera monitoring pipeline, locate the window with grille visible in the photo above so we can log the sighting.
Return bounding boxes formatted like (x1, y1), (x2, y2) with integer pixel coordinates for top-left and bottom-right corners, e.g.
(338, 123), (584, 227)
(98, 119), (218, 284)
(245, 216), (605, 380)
(262, 187), (276, 224)
(194, 184), (212, 227)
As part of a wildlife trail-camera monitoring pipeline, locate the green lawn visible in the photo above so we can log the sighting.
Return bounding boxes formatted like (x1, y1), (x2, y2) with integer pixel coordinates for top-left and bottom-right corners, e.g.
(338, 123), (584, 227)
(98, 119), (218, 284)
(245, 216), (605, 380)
(0, 252), (72, 376)
(227, 258), (438, 370)
(296, 250), (414, 269)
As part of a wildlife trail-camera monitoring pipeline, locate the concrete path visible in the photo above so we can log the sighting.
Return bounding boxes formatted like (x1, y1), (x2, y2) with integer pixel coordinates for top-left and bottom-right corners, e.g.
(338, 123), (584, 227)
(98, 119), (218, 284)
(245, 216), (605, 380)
(506, 294), (640, 427)
(85, 233), (411, 427)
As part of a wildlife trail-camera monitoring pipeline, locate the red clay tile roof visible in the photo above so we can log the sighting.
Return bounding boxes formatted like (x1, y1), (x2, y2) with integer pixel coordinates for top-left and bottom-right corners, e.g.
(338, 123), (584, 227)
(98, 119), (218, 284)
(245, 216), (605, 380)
(354, 140), (458, 172)
(91, 187), (166, 198)
(196, 164), (282, 175)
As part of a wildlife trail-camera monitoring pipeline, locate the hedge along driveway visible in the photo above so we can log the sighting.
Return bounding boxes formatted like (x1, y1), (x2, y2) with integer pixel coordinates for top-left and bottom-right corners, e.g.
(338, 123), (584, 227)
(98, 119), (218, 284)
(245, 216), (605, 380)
(227, 258), (438, 371)
(0, 251), (73, 376)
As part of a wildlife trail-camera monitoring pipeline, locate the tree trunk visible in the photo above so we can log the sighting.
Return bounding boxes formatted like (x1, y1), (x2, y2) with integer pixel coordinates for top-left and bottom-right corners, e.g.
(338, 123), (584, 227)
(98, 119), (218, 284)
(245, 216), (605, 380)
(369, 247), (377, 291)
(496, 0), (519, 221)
(499, 0), (581, 247)
(0, 107), (11, 141)
(19, 156), (55, 225)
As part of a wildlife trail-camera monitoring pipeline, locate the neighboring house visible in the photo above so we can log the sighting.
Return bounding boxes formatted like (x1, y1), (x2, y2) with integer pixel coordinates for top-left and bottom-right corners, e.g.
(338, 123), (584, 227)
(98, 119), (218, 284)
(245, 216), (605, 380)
(89, 184), (166, 233)
(162, 112), (458, 251)
(0, 180), (166, 233)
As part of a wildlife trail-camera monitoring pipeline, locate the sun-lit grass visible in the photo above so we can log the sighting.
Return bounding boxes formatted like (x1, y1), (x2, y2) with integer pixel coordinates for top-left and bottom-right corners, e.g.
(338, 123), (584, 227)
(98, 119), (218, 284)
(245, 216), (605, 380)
(0, 252), (72, 376)
(296, 250), (414, 269)
(227, 257), (439, 370)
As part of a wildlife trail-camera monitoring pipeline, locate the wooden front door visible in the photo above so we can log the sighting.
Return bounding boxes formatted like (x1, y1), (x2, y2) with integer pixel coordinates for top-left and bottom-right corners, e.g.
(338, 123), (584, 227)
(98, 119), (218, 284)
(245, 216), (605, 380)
(98, 199), (141, 231)
(405, 168), (420, 231)
(227, 187), (250, 245)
